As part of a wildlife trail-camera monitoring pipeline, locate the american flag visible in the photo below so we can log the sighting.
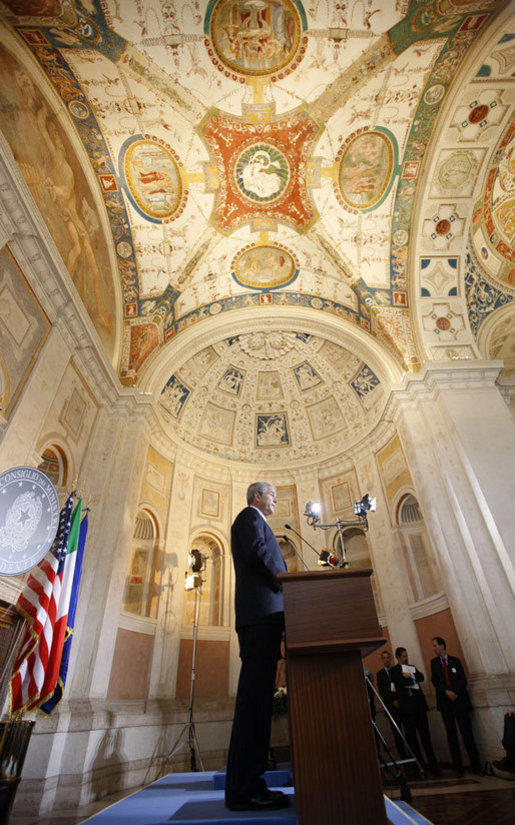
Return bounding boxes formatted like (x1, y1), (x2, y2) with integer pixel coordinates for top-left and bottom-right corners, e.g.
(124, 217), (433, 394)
(40, 509), (88, 714)
(10, 493), (75, 717)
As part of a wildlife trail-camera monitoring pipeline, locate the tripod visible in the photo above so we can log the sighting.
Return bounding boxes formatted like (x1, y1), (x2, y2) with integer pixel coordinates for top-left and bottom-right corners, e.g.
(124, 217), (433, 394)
(366, 674), (422, 802)
(165, 584), (204, 771)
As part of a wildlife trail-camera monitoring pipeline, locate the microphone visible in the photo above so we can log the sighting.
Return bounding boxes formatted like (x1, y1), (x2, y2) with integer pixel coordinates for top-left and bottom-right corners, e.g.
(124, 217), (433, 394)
(281, 536), (309, 571)
(284, 524), (340, 567)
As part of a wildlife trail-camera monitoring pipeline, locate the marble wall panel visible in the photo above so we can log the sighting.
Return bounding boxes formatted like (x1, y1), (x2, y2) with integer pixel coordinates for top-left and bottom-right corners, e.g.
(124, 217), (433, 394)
(0, 248), (50, 418)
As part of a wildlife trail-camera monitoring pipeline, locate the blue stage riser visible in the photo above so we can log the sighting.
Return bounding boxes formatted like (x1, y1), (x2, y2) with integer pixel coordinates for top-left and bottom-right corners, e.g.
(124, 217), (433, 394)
(82, 768), (434, 825)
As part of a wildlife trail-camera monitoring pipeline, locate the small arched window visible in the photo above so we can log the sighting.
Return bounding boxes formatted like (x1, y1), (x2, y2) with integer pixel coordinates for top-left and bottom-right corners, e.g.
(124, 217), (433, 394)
(396, 494), (440, 603)
(122, 510), (161, 618)
(37, 445), (68, 489)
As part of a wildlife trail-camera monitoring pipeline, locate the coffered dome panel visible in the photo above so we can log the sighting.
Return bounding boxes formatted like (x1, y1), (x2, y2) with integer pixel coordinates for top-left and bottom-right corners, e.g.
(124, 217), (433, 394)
(157, 327), (389, 464)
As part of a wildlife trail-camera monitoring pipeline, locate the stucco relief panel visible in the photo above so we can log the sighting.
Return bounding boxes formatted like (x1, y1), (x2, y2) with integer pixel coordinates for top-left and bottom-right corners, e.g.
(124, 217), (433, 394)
(376, 434), (412, 512)
(140, 446), (174, 517)
(429, 148), (486, 199)
(199, 403), (236, 446)
(449, 89), (511, 143)
(421, 204), (466, 252)
(319, 469), (359, 520)
(0, 249), (51, 418)
(419, 257), (460, 298)
(39, 360), (98, 475)
(192, 476), (231, 525)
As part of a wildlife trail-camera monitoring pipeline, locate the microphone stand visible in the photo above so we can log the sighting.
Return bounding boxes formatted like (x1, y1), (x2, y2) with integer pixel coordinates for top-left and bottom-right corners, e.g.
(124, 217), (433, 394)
(284, 523), (333, 566)
(281, 535), (309, 570)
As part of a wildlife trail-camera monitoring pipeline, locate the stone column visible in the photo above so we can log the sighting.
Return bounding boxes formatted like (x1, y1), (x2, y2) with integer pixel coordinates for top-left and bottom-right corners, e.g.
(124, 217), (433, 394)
(68, 398), (153, 699)
(354, 448), (423, 662)
(387, 362), (515, 739)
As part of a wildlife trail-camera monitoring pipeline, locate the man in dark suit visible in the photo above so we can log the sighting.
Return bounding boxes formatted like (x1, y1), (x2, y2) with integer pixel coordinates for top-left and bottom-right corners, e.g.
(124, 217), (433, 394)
(376, 649), (407, 760)
(391, 647), (440, 775)
(431, 636), (481, 777)
(225, 482), (289, 812)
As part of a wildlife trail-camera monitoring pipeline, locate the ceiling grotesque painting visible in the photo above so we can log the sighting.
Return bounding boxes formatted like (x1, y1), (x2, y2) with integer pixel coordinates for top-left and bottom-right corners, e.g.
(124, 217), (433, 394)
(0, 0), (513, 463)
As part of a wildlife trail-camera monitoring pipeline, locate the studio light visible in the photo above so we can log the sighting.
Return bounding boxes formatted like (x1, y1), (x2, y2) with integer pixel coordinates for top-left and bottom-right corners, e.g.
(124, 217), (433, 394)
(353, 494), (377, 517)
(304, 500), (322, 525)
(185, 573), (202, 591)
(188, 549), (205, 572)
(303, 492), (377, 567)
(185, 549), (206, 590)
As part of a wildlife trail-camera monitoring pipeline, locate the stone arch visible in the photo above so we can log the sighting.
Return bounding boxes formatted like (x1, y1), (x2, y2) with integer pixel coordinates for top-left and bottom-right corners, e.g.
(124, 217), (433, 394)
(477, 302), (515, 386)
(37, 442), (71, 491)
(122, 507), (163, 620)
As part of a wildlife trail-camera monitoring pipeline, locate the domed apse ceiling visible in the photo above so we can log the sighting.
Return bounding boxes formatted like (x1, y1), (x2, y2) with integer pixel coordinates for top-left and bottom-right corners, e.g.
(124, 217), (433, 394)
(0, 0), (514, 460)
(158, 330), (387, 463)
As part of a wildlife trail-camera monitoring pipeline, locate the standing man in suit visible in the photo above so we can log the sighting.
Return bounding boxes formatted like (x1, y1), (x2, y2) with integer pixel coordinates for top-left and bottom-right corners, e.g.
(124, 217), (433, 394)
(376, 649), (407, 760)
(431, 636), (481, 777)
(225, 482), (290, 812)
(391, 647), (440, 775)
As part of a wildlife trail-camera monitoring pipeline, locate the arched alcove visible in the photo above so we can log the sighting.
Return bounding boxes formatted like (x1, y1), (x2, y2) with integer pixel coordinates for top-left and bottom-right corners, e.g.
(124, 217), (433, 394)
(122, 508), (162, 620)
(395, 493), (441, 605)
(37, 444), (69, 490)
(182, 533), (227, 628)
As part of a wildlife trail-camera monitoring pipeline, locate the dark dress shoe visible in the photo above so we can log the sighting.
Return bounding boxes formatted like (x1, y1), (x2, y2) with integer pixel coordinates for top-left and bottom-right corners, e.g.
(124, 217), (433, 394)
(226, 789), (290, 811)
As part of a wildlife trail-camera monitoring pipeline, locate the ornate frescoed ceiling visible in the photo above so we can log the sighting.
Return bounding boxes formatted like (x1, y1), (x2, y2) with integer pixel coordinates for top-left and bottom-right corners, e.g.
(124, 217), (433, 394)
(0, 0), (513, 464)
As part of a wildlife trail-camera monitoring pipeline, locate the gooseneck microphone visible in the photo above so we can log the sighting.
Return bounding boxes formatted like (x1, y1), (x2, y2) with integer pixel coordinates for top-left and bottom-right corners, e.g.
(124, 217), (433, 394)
(284, 523), (321, 561)
(281, 536), (309, 571)
(284, 524), (341, 568)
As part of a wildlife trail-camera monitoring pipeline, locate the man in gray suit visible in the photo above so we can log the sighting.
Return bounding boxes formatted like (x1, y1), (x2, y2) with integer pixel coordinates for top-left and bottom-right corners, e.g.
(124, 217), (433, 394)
(225, 482), (289, 811)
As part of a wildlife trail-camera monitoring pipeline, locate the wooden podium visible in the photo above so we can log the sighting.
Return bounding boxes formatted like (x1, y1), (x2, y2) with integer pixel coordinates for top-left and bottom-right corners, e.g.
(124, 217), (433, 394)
(278, 568), (388, 825)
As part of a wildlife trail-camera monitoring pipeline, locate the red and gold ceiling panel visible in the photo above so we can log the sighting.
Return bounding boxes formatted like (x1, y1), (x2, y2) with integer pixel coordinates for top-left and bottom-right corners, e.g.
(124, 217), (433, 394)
(199, 108), (321, 234)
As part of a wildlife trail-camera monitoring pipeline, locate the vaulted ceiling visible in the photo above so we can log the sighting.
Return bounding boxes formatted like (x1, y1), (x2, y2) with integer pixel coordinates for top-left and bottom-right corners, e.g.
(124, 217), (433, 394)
(0, 0), (513, 464)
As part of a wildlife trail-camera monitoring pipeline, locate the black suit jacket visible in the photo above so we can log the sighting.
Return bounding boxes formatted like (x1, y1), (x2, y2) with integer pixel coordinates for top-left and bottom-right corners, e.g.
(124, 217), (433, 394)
(231, 506), (287, 629)
(430, 654), (472, 713)
(376, 667), (398, 711)
(390, 662), (428, 714)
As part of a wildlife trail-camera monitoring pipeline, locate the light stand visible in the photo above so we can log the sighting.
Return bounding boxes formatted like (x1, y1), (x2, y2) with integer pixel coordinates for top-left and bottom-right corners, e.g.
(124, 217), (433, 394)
(165, 551), (205, 772)
(304, 494), (376, 567)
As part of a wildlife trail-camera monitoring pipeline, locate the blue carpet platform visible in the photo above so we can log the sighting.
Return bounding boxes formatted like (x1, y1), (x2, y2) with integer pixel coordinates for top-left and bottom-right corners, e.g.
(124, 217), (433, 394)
(82, 767), (434, 825)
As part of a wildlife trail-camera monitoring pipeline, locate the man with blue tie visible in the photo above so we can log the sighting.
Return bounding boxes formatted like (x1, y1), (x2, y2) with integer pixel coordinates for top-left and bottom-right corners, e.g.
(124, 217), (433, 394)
(431, 636), (481, 777)
(225, 482), (290, 812)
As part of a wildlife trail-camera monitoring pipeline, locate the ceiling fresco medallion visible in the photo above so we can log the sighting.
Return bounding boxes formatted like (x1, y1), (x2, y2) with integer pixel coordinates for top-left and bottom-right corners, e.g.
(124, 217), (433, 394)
(336, 129), (396, 213)
(235, 144), (289, 202)
(233, 244), (297, 290)
(200, 110), (320, 233)
(120, 136), (186, 223)
(205, 0), (306, 78)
